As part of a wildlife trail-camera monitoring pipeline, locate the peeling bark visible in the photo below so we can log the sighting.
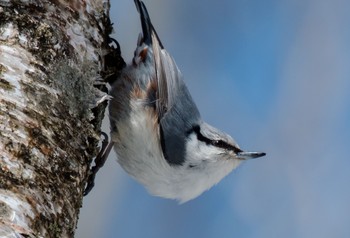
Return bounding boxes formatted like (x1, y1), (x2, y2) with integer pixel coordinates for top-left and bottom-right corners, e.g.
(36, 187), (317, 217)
(0, 0), (120, 237)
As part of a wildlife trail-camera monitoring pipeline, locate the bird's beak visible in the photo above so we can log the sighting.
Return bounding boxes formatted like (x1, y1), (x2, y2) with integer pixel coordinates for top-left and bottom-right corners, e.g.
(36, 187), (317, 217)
(236, 151), (266, 160)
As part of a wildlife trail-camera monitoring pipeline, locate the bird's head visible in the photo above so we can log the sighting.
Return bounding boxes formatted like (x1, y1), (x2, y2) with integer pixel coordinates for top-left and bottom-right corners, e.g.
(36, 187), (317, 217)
(172, 122), (265, 203)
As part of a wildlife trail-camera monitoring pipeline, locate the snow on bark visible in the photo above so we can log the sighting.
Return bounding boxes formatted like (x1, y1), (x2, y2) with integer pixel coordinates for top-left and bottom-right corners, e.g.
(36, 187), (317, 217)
(0, 0), (116, 237)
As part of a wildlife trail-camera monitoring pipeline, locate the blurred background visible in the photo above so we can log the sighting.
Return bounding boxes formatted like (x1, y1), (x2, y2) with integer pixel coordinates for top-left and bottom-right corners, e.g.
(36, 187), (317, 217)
(76, 0), (350, 237)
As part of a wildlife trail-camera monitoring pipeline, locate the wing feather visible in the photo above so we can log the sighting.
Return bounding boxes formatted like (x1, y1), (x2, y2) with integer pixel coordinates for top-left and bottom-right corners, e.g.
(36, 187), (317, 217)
(151, 33), (201, 165)
(135, 0), (201, 165)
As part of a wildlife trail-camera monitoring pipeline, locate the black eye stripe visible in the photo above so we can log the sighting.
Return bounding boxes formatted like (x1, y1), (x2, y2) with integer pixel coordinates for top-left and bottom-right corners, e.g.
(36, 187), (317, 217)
(187, 125), (242, 153)
(212, 140), (228, 148)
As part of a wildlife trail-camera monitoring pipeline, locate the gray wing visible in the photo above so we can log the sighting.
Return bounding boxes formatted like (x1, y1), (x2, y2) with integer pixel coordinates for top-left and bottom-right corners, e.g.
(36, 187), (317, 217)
(135, 0), (201, 165)
(152, 33), (201, 165)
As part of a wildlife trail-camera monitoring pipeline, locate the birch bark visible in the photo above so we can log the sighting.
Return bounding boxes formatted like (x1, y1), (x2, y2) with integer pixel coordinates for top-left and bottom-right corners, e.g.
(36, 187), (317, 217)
(0, 0), (119, 237)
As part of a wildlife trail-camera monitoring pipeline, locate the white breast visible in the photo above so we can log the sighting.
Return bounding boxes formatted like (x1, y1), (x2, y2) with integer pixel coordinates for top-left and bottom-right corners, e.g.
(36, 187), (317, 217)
(110, 100), (240, 203)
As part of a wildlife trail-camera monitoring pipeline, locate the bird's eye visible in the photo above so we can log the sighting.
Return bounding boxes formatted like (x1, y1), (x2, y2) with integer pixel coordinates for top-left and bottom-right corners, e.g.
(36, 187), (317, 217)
(213, 140), (220, 146)
(212, 140), (226, 148)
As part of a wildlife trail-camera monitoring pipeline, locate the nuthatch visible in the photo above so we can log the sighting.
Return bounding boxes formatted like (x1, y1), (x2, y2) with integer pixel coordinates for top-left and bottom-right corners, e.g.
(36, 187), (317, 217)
(85, 0), (265, 203)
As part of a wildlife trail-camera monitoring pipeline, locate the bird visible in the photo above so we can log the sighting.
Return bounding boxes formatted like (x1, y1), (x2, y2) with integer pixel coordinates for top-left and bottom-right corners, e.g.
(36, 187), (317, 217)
(89, 0), (265, 203)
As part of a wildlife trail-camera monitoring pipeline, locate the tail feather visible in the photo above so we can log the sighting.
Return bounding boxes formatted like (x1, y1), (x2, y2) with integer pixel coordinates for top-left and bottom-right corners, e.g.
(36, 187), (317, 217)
(134, 0), (164, 48)
(134, 0), (152, 46)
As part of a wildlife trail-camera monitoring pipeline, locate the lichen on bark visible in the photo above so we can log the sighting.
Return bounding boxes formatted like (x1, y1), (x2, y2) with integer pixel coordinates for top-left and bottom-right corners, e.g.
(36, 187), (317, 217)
(0, 0), (119, 237)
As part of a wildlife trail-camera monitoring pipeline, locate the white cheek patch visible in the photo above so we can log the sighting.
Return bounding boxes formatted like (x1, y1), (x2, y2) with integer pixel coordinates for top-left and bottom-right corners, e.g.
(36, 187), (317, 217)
(185, 134), (222, 164)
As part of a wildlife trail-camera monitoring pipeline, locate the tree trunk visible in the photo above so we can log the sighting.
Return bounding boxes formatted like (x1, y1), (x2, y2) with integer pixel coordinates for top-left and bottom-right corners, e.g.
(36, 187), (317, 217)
(0, 1), (121, 237)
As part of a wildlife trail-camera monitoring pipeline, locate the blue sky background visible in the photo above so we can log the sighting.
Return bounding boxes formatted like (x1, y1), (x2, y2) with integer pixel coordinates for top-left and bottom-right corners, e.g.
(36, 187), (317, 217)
(76, 0), (350, 237)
